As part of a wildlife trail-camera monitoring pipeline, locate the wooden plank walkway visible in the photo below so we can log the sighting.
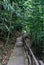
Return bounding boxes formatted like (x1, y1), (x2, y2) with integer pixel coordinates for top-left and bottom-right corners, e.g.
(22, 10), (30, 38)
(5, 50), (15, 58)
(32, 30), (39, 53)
(7, 36), (27, 65)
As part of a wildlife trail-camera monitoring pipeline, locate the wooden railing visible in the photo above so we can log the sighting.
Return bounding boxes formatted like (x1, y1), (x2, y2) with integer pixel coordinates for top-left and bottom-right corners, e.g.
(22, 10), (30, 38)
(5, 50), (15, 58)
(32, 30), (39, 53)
(24, 40), (40, 65)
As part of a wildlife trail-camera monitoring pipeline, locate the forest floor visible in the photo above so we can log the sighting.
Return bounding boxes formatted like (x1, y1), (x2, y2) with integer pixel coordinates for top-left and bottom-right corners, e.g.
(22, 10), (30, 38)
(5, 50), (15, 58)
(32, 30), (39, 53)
(0, 39), (15, 65)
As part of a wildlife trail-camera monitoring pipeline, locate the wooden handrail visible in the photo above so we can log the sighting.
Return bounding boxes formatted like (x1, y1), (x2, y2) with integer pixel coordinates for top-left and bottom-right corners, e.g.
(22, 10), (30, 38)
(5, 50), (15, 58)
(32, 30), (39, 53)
(24, 40), (39, 65)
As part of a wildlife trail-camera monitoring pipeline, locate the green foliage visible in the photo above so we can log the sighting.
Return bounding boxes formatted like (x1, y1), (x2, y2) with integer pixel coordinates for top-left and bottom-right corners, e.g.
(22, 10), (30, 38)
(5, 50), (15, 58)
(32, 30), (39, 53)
(23, 0), (44, 60)
(0, 0), (44, 60)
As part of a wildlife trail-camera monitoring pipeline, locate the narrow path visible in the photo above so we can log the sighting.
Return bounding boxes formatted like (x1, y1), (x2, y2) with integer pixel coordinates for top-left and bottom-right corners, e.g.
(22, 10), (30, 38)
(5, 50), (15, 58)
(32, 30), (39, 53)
(7, 36), (27, 65)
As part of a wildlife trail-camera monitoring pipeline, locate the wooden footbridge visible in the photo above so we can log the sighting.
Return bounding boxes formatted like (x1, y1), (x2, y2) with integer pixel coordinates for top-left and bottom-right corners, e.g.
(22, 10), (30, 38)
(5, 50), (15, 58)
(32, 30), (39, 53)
(7, 36), (43, 65)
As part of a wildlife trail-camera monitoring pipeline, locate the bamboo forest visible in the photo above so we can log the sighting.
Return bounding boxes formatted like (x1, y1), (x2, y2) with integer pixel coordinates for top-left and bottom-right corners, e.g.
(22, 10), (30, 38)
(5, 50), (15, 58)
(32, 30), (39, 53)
(0, 0), (44, 65)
